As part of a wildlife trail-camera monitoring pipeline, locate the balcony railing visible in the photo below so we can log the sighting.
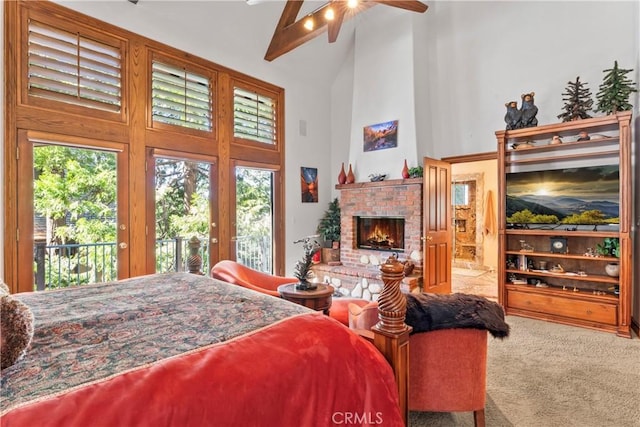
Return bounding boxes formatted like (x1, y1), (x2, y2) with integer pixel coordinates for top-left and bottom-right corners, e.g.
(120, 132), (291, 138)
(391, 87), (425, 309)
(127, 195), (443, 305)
(33, 235), (271, 291)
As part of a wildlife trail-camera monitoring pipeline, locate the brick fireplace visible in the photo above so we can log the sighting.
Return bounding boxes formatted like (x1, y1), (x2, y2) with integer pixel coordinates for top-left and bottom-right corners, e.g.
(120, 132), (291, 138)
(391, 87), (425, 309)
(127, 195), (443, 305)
(339, 178), (423, 267)
(311, 178), (424, 300)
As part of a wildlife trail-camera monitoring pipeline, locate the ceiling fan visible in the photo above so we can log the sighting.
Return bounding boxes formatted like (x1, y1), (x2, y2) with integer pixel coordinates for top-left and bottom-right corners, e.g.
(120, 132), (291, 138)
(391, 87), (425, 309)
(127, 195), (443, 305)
(261, 0), (428, 61)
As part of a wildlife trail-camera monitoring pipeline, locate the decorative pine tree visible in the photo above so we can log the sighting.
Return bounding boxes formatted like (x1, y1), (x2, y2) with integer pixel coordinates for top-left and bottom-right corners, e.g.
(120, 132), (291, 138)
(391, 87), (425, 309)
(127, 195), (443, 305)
(557, 76), (593, 122)
(595, 61), (637, 115)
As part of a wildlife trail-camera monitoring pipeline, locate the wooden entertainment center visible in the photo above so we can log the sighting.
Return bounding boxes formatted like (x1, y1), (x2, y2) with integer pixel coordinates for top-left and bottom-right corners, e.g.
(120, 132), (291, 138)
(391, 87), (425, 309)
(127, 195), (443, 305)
(496, 111), (633, 338)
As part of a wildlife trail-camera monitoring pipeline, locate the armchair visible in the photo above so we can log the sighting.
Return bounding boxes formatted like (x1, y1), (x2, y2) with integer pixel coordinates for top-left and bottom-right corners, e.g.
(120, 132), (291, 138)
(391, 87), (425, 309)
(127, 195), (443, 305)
(210, 260), (296, 298)
(211, 260), (369, 326)
(349, 301), (489, 427)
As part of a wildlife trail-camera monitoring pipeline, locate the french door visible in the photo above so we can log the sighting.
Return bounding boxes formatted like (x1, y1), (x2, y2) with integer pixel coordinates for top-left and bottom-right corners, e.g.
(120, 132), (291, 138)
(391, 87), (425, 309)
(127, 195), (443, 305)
(16, 130), (129, 293)
(147, 149), (218, 275)
(231, 163), (281, 274)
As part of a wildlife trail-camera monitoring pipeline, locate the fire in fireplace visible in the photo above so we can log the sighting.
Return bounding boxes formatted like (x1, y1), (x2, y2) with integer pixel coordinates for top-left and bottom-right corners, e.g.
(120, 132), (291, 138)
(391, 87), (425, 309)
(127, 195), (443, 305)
(356, 216), (405, 252)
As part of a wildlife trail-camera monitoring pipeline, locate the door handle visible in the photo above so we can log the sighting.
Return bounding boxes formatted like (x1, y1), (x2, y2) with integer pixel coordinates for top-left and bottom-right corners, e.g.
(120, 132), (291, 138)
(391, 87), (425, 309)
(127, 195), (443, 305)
(119, 242), (128, 249)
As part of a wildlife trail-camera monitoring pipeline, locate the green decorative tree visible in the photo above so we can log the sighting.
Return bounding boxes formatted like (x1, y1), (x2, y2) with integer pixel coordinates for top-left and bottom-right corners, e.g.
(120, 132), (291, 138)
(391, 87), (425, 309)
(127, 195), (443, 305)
(595, 61), (637, 114)
(316, 198), (341, 246)
(557, 76), (593, 122)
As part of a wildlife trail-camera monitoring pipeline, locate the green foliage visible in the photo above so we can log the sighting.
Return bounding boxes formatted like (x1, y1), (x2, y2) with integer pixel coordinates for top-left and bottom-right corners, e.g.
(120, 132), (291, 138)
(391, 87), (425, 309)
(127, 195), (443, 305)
(595, 61), (637, 114)
(596, 238), (620, 258)
(33, 146), (117, 244)
(560, 210), (618, 225)
(317, 198), (341, 244)
(408, 166), (423, 178)
(506, 209), (558, 224)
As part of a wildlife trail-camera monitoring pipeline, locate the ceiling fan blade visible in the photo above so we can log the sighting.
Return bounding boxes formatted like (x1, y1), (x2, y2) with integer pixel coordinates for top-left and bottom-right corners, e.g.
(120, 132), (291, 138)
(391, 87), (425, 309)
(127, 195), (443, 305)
(370, 0), (428, 13)
(327, 5), (347, 43)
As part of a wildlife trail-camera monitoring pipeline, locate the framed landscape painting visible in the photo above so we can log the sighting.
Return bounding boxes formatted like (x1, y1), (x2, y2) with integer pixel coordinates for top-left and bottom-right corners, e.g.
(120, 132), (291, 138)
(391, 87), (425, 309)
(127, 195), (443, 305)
(300, 167), (318, 203)
(363, 120), (398, 152)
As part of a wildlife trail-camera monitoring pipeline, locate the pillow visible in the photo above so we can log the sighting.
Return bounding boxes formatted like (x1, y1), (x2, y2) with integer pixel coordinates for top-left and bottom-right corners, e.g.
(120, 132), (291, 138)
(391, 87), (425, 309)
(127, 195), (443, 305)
(348, 301), (379, 330)
(1, 289), (35, 370)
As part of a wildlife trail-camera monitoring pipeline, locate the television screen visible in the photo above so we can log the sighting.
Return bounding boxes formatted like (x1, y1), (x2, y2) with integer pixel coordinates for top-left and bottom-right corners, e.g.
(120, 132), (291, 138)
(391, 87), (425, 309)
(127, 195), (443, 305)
(506, 165), (619, 226)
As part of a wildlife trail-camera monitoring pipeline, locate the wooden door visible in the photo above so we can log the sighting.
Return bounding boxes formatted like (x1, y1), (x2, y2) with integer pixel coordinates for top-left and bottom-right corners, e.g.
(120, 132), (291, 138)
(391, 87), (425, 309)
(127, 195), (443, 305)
(422, 157), (452, 294)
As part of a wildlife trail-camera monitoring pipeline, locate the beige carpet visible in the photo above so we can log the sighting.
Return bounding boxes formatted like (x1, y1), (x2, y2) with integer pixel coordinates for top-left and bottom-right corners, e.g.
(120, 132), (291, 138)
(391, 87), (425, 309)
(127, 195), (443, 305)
(409, 315), (640, 427)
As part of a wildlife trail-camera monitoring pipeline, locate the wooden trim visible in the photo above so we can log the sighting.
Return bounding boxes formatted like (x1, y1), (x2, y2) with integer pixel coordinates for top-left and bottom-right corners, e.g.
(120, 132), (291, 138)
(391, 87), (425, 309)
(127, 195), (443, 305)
(442, 151), (497, 164)
(5, 1), (286, 285)
(4, 1), (19, 290)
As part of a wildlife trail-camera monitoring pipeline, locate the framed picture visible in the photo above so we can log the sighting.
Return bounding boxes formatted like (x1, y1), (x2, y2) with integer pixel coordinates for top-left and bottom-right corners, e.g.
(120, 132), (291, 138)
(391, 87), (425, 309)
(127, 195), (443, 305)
(363, 120), (398, 152)
(300, 167), (318, 203)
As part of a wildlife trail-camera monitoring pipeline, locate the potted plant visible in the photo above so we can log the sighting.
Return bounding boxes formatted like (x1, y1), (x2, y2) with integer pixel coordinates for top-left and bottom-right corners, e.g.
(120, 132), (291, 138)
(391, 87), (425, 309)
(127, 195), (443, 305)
(293, 237), (321, 290)
(316, 197), (341, 264)
(408, 166), (423, 178)
(596, 237), (620, 277)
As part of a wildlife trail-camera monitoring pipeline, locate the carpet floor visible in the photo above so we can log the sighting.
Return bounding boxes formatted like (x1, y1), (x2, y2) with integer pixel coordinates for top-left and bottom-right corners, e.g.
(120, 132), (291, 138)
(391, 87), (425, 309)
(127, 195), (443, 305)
(409, 315), (640, 427)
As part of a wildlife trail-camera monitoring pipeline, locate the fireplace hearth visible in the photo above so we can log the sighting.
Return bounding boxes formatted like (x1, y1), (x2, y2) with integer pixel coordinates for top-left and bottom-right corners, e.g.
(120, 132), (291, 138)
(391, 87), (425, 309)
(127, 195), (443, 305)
(356, 216), (405, 252)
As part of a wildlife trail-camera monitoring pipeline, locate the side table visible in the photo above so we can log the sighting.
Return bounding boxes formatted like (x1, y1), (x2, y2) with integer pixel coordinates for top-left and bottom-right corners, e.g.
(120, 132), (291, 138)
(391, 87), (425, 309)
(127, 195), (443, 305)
(277, 283), (334, 315)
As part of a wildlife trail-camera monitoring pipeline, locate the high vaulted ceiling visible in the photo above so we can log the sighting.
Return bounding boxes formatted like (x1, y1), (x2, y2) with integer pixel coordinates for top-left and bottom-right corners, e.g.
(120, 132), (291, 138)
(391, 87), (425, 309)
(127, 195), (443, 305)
(264, 0), (428, 61)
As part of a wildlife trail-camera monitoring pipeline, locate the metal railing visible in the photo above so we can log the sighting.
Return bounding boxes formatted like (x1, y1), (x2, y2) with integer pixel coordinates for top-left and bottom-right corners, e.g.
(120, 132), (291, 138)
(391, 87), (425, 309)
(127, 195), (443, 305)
(33, 235), (271, 290)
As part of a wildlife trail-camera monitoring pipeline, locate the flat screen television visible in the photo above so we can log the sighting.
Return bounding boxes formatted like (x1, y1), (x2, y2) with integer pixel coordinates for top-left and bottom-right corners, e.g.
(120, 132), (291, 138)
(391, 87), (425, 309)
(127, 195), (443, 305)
(506, 165), (619, 227)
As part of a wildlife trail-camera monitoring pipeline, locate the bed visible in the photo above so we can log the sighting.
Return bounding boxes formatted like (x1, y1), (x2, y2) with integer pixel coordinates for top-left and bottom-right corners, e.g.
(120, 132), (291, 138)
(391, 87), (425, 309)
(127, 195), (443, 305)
(1, 272), (404, 426)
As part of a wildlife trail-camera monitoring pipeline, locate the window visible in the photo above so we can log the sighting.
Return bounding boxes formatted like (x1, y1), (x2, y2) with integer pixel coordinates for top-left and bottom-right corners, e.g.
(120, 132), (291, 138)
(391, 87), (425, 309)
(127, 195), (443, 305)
(27, 19), (122, 112)
(151, 61), (212, 132)
(453, 183), (470, 206)
(233, 87), (276, 145)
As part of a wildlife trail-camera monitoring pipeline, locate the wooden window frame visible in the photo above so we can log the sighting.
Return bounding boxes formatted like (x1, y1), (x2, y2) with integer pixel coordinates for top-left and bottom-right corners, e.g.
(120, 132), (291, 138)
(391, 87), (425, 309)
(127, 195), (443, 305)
(18, 6), (128, 123)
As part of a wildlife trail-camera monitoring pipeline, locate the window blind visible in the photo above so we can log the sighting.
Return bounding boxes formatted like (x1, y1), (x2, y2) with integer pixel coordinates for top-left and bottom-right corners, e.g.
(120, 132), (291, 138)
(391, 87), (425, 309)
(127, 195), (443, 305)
(233, 87), (276, 145)
(27, 20), (122, 112)
(151, 61), (212, 132)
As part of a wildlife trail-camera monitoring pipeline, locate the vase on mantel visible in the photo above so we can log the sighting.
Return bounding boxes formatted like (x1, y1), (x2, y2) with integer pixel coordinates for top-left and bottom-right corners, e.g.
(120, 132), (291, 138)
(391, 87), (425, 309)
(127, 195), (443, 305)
(346, 164), (355, 184)
(401, 159), (410, 179)
(337, 163), (347, 185)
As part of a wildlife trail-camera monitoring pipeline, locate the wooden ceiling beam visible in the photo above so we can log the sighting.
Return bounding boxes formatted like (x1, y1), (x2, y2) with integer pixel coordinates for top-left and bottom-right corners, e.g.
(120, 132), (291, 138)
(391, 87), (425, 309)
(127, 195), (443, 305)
(264, 0), (427, 62)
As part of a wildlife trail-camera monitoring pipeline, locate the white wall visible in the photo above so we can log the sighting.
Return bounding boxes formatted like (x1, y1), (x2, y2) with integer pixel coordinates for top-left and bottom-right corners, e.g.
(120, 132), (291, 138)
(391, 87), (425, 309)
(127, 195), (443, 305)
(333, 1), (639, 165)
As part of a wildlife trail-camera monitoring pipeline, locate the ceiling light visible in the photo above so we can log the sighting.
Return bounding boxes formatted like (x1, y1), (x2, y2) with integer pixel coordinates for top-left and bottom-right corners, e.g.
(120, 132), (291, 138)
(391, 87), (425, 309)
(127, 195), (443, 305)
(347, 0), (358, 9)
(303, 16), (314, 31)
(324, 7), (335, 21)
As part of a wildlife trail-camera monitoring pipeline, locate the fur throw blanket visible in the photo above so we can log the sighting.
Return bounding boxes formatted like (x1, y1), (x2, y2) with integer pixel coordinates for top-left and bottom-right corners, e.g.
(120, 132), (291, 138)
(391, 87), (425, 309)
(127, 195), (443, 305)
(405, 293), (510, 338)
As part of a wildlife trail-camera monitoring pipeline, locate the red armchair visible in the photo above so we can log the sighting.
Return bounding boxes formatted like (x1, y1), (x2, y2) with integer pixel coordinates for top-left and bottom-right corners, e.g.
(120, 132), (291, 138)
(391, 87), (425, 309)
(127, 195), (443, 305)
(210, 260), (296, 298)
(211, 260), (370, 326)
(349, 302), (488, 427)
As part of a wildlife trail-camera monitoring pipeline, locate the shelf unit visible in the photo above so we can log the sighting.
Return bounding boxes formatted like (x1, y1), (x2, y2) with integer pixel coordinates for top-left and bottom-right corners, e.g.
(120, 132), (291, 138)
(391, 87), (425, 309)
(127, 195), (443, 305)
(496, 111), (632, 337)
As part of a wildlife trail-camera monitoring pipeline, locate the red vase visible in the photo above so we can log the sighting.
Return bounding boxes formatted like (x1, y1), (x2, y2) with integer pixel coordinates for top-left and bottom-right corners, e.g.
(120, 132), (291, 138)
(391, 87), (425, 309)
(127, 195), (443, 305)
(338, 163), (347, 184)
(346, 164), (355, 184)
(401, 159), (410, 179)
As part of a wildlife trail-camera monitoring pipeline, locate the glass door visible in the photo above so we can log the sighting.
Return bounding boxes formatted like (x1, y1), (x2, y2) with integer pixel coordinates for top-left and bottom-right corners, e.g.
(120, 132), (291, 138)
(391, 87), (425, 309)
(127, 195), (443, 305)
(232, 166), (276, 274)
(149, 150), (217, 275)
(16, 131), (129, 292)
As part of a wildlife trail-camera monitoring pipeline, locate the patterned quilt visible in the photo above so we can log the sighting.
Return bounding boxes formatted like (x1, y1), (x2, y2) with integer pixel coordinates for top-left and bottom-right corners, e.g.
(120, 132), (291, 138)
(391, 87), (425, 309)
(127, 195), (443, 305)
(1, 272), (310, 414)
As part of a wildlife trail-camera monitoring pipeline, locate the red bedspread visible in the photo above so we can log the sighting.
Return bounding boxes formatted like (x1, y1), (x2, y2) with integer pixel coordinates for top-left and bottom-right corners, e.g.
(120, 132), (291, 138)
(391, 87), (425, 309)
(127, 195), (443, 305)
(1, 274), (402, 426)
(3, 314), (401, 426)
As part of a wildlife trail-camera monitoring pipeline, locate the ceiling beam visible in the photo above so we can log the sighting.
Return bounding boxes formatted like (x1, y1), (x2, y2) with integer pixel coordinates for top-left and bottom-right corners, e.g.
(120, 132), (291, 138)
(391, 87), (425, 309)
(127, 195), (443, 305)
(265, 1), (375, 62)
(264, 0), (428, 62)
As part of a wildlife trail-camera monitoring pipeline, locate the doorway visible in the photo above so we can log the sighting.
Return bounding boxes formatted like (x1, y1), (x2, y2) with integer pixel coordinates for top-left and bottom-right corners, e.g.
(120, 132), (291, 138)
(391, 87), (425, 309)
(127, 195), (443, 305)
(452, 172), (484, 270)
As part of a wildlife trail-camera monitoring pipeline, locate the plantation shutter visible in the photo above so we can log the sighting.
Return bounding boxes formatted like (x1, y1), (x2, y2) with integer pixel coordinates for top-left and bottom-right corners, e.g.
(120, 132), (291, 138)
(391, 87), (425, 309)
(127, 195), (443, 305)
(27, 20), (122, 112)
(233, 87), (276, 145)
(151, 61), (212, 132)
